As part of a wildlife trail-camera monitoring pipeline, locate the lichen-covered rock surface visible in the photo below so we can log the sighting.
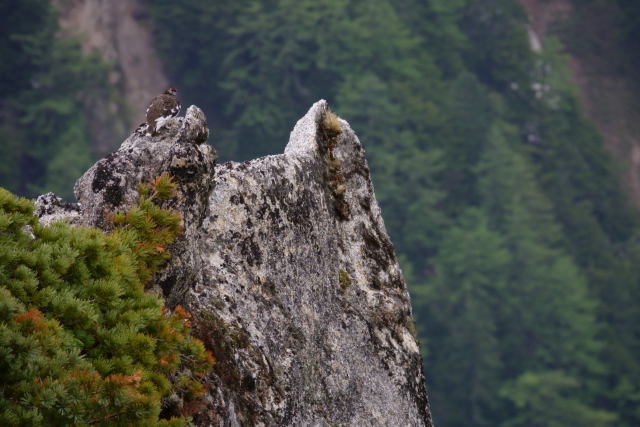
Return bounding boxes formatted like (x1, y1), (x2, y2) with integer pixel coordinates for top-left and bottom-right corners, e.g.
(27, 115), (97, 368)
(37, 100), (433, 426)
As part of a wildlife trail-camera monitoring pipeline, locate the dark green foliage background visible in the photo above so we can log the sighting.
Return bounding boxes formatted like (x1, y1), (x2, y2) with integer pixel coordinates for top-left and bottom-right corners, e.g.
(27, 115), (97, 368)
(2, 0), (640, 425)
(146, 1), (640, 425)
(0, 0), (114, 200)
(0, 177), (212, 425)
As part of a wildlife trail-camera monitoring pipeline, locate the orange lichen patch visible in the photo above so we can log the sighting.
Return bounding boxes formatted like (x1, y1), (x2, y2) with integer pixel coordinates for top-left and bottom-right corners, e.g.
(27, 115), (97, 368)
(151, 172), (174, 189)
(205, 350), (216, 366)
(15, 308), (42, 323)
(173, 305), (191, 320)
(134, 242), (155, 252)
(189, 382), (206, 397)
(68, 369), (100, 380)
(14, 308), (47, 330)
(33, 377), (48, 386)
(106, 370), (142, 387)
(161, 325), (182, 340)
(159, 353), (178, 367)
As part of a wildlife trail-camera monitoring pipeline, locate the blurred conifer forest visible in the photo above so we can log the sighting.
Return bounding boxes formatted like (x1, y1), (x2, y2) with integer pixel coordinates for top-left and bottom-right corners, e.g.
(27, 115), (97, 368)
(2, 0), (640, 425)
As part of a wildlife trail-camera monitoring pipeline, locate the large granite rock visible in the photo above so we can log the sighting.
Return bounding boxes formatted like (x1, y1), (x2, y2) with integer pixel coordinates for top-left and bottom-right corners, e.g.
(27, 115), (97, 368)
(37, 100), (433, 426)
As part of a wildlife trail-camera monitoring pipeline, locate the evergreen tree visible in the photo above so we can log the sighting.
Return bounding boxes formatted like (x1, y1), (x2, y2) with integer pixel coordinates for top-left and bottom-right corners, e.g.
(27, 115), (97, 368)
(438, 72), (494, 216)
(415, 121), (613, 426)
(0, 175), (214, 425)
(394, 0), (469, 78)
(476, 122), (610, 425)
(459, 0), (533, 93)
(414, 208), (509, 427)
(521, 37), (640, 426)
(500, 371), (617, 427)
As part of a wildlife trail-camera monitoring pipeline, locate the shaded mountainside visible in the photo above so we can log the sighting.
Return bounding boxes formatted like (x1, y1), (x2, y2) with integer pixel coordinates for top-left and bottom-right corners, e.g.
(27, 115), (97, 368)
(27, 1), (639, 424)
(53, 0), (169, 154)
(37, 101), (433, 426)
(520, 0), (640, 208)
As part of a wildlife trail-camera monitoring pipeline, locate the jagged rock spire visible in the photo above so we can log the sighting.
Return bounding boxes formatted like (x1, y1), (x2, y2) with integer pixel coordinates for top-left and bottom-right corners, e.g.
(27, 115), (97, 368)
(36, 101), (433, 426)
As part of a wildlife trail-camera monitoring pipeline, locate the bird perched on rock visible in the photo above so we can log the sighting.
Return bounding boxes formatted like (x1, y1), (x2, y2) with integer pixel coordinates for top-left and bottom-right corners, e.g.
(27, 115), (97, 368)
(146, 87), (181, 136)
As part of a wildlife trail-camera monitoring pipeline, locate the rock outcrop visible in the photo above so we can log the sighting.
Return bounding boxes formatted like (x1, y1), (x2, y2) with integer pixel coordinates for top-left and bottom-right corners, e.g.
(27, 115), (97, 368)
(37, 101), (433, 426)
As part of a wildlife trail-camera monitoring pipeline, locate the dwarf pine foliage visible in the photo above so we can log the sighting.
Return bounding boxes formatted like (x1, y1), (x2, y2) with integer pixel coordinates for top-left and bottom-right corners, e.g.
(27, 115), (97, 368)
(0, 174), (214, 426)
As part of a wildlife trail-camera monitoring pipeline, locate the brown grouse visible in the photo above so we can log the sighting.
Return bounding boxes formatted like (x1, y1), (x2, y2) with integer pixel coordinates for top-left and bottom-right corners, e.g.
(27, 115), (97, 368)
(145, 87), (181, 136)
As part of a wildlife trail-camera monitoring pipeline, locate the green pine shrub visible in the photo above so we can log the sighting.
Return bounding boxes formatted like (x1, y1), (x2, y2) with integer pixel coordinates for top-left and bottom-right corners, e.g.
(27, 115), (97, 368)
(0, 174), (214, 426)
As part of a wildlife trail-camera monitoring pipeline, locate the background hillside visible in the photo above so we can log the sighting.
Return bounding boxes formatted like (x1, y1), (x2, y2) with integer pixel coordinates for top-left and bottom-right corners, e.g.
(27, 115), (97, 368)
(1, 0), (639, 425)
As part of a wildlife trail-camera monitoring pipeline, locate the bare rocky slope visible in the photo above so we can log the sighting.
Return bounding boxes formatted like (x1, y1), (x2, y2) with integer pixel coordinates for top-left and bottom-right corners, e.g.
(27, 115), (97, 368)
(53, 0), (169, 154)
(36, 101), (433, 426)
(519, 0), (640, 208)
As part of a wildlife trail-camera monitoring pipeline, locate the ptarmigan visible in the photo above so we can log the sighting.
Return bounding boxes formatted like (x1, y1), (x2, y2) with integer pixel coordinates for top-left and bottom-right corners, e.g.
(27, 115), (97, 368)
(146, 87), (181, 136)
